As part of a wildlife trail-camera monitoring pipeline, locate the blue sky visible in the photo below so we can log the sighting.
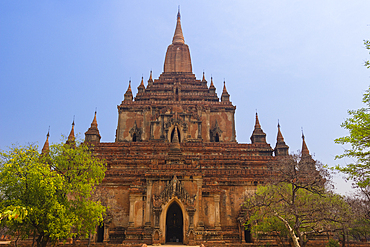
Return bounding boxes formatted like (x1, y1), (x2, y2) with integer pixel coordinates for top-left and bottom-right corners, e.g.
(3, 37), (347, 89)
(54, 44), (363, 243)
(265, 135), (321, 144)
(1, 1), (369, 194)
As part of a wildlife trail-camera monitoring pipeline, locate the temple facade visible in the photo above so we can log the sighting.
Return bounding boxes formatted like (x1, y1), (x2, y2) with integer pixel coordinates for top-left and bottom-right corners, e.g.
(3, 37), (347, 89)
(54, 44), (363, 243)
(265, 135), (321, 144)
(56, 10), (310, 245)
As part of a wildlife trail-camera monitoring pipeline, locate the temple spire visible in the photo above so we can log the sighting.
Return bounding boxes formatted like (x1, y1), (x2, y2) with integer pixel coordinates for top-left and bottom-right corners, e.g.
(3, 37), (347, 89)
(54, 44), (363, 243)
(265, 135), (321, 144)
(66, 120), (75, 145)
(128, 80), (132, 92)
(85, 111), (101, 143)
(209, 76), (216, 94)
(274, 121), (289, 156)
(147, 70), (153, 87)
(250, 113), (267, 144)
(124, 80), (133, 101)
(254, 112), (261, 129)
(163, 10), (192, 73)
(221, 80), (230, 102)
(41, 130), (50, 154)
(92, 111), (97, 127)
(172, 8), (185, 44)
(138, 76), (145, 93)
(277, 121), (284, 143)
(301, 130), (310, 156)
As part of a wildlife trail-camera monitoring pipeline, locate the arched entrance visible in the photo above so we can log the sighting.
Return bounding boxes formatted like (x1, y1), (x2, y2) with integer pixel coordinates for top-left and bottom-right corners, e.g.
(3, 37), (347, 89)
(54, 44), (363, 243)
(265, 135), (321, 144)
(244, 224), (252, 243)
(171, 127), (181, 142)
(166, 202), (183, 243)
(97, 224), (104, 242)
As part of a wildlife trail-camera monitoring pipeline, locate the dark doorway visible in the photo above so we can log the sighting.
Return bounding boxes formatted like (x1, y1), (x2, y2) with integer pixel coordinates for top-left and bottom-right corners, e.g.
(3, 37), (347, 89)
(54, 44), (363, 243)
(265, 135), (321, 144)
(97, 224), (104, 242)
(166, 202), (183, 243)
(244, 225), (252, 243)
(215, 133), (220, 142)
(132, 133), (137, 142)
(170, 127), (181, 142)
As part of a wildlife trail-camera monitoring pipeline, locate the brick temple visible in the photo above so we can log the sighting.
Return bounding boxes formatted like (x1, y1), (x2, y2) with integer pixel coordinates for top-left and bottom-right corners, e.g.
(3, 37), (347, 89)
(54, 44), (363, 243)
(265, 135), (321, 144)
(53, 10), (310, 246)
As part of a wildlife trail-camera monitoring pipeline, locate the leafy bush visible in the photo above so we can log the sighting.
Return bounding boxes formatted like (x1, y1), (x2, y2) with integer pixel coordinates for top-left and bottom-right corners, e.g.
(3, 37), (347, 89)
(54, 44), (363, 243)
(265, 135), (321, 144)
(326, 239), (340, 247)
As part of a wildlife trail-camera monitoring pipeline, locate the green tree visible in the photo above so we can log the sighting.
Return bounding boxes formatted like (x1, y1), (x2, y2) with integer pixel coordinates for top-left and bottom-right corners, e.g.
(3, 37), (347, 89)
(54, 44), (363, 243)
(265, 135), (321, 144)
(346, 196), (370, 242)
(0, 141), (106, 247)
(334, 39), (370, 199)
(244, 154), (350, 247)
(365, 40), (370, 69)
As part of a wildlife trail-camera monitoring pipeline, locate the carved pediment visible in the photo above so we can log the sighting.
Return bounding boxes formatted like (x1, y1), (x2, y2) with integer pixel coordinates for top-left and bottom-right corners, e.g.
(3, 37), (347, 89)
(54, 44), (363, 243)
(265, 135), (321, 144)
(164, 116), (188, 133)
(210, 120), (223, 142)
(129, 121), (142, 141)
(153, 176), (196, 207)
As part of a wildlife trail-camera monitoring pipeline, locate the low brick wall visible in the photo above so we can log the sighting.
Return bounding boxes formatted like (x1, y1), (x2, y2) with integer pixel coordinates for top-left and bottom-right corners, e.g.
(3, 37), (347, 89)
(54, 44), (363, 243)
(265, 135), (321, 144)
(5, 239), (370, 247)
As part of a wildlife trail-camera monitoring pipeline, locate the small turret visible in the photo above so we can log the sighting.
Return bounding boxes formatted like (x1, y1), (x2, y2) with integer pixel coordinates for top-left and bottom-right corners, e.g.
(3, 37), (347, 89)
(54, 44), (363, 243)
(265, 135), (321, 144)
(209, 77), (216, 94)
(147, 70), (153, 87)
(274, 121), (289, 156)
(124, 81), (133, 101)
(221, 81), (230, 102)
(250, 113), (267, 144)
(202, 72), (207, 87)
(85, 111), (101, 143)
(137, 76), (145, 93)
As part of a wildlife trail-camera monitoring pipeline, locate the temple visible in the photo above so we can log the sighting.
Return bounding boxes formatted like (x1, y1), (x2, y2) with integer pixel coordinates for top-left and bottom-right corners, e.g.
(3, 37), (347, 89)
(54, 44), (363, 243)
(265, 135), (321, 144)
(43, 10), (312, 246)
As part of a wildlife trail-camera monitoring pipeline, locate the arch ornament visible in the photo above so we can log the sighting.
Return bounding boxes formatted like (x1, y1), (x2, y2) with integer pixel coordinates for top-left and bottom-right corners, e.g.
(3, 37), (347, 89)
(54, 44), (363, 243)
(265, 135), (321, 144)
(164, 117), (188, 142)
(153, 176), (196, 207)
(210, 120), (223, 142)
(129, 121), (142, 141)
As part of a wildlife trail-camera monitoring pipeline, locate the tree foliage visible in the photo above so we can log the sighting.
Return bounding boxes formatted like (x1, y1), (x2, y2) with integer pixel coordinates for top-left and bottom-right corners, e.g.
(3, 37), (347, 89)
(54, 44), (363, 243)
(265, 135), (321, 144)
(244, 154), (350, 247)
(365, 40), (370, 69)
(334, 39), (370, 200)
(0, 142), (106, 247)
(346, 195), (370, 241)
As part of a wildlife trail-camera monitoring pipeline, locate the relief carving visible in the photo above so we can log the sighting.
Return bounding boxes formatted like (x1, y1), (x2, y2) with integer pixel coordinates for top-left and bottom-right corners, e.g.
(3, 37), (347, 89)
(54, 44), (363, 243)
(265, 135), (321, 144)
(153, 176), (196, 207)
(129, 121), (142, 141)
(210, 120), (223, 142)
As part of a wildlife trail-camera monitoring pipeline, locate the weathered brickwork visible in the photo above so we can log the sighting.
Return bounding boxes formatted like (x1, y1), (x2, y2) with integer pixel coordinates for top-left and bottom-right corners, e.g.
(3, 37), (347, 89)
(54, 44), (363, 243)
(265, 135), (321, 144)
(80, 10), (291, 246)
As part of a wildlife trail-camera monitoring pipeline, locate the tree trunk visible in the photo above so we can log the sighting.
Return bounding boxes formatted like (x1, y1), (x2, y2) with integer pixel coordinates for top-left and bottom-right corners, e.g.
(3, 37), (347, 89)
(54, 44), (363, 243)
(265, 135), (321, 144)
(275, 213), (301, 247)
(87, 232), (91, 247)
(13, 234), (19, 247)
(40, 235), (49, 247)
(341, 232), (346, 247)
(32, 230), (36, 247)
(36, 234), (50, 247)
